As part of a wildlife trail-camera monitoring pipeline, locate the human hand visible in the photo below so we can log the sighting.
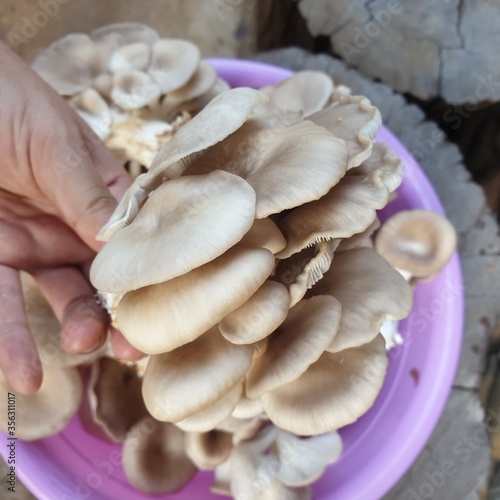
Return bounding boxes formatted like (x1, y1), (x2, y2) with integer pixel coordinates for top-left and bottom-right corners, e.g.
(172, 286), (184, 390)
(0, 42), (141, 395)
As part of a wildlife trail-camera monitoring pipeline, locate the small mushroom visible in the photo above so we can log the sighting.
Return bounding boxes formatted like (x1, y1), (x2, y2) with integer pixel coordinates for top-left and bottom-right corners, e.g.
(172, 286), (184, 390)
(216, 415), (265, 444)
(69, 88), (112, 140)
(107, 42), (151, 73)
(261, 335), (387, 435)
(123, 416), (196, 494)
(231, 387), (265, 419)
(91, 170), (257, 293)
(238, 218), (287, 254)
(245, 295), (341, 398)
(116, 246), (275, 353)
(219, 281), (290, 345)
(309, 248), (413, 353)
(374, 209), (457, 280)
(111, 69), (161, 109)
(185, 430), (233, 470)
(0, 366), (82, 440)
(142, 327), (253, 422)
(81, 357), (148, 442)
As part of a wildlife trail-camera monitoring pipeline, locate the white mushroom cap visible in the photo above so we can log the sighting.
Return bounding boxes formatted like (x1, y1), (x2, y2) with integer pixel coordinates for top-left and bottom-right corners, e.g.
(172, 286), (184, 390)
(123, 417), (196, 494)
(91, 170), (257, 293)
(309, 247), (413, 352)
(261, 335), (387, 435)
(116, 246), (275, 353)
(374, 209), (457, 279)
(219, 281), (290, 345)
(142, 327), (253, 422)
(148, 39), (200, 93)
(111, 69), (161, 109)
(183, 120), (349, 218)
(245, 296), (341, 398)
(108, 42), (151, 73)
(69, 88), (111, 140)
(0, 366), (82, 440)
(185, 430), (233, 470)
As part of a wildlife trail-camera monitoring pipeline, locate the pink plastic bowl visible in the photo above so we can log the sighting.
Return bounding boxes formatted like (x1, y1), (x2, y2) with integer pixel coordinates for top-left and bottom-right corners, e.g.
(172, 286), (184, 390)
(0, 59), (463, 500)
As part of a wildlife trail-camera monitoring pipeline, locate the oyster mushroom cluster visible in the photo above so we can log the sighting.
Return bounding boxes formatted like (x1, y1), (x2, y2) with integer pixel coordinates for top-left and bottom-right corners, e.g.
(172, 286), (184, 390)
(32, 22), (228, 170)
(7, 24), (459, 500)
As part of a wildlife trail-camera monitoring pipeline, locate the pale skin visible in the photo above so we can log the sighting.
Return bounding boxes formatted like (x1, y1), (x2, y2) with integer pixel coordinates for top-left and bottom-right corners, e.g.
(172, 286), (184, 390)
(0, 42), (143, 395)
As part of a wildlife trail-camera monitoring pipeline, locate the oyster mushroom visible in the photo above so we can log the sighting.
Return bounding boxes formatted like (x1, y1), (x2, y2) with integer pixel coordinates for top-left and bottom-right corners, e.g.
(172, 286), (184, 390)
(309, 248), (413, 353)
(186, 430), (233, 470)
(116, 246), (275, 353)
(0, 366), (82, 440)
(374, 209), (457, 281)
(81, 357), (148, 442)
(69, 88), (112, 140)
(142, 327), (253, 422)
(261, 335), (387, 435)
(123, 416), (196, 494)
(91, 170), (258, 293)
(238, 218), (287, 254)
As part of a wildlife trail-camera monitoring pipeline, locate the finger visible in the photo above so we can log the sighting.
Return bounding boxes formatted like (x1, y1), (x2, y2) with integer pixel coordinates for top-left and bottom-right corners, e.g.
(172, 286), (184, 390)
(110, 326), (145, 361)
(34, 266), (109, 354)
(0, 265), (42, 394)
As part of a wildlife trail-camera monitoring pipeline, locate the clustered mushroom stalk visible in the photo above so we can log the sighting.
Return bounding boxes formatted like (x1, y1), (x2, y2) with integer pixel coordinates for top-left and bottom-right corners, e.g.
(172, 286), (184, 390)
(18, 23), (458, 499)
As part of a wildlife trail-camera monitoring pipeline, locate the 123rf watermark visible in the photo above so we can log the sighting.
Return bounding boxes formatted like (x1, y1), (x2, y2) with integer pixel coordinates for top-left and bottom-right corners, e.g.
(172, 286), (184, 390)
(6, 393), (16, 493)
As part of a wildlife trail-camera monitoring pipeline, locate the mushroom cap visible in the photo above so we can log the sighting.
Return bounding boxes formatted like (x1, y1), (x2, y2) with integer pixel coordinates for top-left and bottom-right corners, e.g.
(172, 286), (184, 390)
(245, 296), (341, 398)
(141, 87), (267, 188)
(231, 388), (265, 419)
(186, 430), (233, 470)
(309, 248), (412, 352)
(263, 71), (334, 117)
(90, 22), (160, 48)
(262, 335), (387, 435)
(82, 357), (148, 442)
(183, 120), (349, 218)
(238, 218), (287, 254)
(336, 218), (380, 252)
(69, 88), (111, 140)
(116, 246), (275, 353)
(148, 39), (200, 93)
(108, 42), (151, 73)
(111, 69), (161, 109)
(277, 174), (389, 259)
(123, 417), (196, 494)
(374, 209), (457, 279)
(216, 415), (266, 444)
(309, 86), (381, 169)
(219, 281), (290, 345)
(275, 429), (342, 487)
(0, 366), (82, 440)
(32, 33), (101, 95)
(91, 170), (257, 293)
(176, 383), (243, 433)
(142, 327), (253, 422)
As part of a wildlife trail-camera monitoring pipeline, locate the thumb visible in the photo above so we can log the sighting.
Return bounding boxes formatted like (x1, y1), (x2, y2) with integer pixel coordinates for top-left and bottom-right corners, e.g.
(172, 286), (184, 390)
(46, 122), (131, 252)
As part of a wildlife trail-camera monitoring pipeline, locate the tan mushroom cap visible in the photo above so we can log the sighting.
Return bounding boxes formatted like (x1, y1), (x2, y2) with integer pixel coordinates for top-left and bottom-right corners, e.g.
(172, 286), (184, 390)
(32, 33), (102, 95)
(69, 88), (111, 140)
(141, 88), (267, 189)
(274, 240), (338, 307)
(176, 383), (243, 432)
(148, 39), (200, 93)
(348, 141), (404, 193)
(90, 22), (160, 49)
(277, 172), (389, 259)
(116, 246), (275, 353)
(264, 71), (334, 117)
(262, 335), (387, 435)
(309, 86), (381, 169)
(238, 218), (287, 254)
(374, 209), (457, 279)
(246, 296), (341, 398)
(309, 248), (412, 353)
(142, 327), (253, 422)
(0, 367), (82, 440)
(82, 357), (148, 443)
(219, 281), (290, 345)
(21, 273), (105, 367)
(96, 174), (148, 242)
(111, 69), (161, 109)
(123, 417), (196, 494)
(275, 429), (342, 487)
(336, 218), (380, 252)
(216, 415), (265, 444)
(231, 387), (265, 419)
(108, 42), (151, 73)
(184, 120), (349, 218)
(186, 430), (233, 470)
(91, 171), (257, 293)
